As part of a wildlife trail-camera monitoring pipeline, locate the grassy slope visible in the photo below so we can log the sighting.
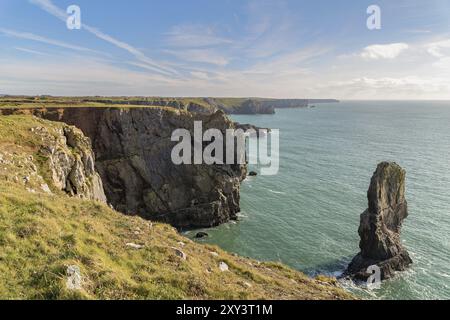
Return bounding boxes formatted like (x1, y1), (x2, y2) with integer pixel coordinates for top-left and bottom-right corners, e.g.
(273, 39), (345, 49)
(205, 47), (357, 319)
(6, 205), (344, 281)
(0, 115), (353, 300)
(0, 96), (212, 111)
(0, 96), (262, 112)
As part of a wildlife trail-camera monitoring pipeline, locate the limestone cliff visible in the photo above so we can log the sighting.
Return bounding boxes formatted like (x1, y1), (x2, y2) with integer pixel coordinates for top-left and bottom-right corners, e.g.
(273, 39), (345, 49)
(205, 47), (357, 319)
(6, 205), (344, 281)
(345, 162), (412, 280)
(0, 116), (106, 202)
(2, 107), (247, 229)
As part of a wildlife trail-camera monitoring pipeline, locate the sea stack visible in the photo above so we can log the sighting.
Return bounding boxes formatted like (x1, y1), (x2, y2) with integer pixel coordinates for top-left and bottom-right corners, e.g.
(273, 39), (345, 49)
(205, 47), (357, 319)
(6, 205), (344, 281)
(346, 162), (412, 281)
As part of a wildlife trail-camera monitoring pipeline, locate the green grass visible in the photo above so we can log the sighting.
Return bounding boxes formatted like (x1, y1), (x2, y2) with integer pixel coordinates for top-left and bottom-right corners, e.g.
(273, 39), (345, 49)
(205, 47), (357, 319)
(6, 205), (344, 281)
(0, 96), (213, 112)
(0, 182), (354, 300)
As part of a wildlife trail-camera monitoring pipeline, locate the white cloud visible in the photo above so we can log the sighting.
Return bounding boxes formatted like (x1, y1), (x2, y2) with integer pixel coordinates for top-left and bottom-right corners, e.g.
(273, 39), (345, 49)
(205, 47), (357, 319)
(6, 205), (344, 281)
(427, 39), (450, 58)
(361, 43), (409, 60)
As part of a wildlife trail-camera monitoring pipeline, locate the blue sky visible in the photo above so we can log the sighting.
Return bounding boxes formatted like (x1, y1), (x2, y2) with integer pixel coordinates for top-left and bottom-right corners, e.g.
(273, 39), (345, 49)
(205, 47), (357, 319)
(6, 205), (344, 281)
(0, 0), (449, 99)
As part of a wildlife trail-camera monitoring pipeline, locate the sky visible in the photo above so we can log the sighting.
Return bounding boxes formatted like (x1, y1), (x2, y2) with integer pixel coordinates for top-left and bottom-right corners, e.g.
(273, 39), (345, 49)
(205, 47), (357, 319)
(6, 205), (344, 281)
(0, 0), (449, 99)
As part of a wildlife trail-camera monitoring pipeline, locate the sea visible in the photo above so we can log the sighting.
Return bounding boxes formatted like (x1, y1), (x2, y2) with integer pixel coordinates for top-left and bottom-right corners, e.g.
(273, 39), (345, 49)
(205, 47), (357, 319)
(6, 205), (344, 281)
(185, 101), (450, 300)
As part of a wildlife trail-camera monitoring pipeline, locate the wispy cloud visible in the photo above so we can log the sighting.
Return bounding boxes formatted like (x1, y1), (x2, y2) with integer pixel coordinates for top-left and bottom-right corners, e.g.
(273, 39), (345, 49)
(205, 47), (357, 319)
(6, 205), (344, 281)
(14, 47), (49, 56)
(0, 28), (96, 53)
(427, 39), (450, 58)
(165, 24), (233, 48)
(0, 56), (184, 95)
(165, 49), (230, 66)
(29, 0), (177, 76)
(29, 0), (66, 20)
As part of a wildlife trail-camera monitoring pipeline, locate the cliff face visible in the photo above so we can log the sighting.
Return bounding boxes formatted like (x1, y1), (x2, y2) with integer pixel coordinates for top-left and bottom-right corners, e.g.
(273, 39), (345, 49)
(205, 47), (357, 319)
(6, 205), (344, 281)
(0, 116), (106, 202)
(3, 107), (247, 229)
(204, 98), (275, 115)
(346, 162), (412, 280)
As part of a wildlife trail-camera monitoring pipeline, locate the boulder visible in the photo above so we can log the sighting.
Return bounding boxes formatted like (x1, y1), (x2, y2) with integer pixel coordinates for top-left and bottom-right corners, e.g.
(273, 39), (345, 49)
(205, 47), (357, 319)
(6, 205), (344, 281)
(171, 247), (187, 260)
(345, 162), (412, 281)
(219, 262), (229, 272)
(126, 243), (144, 250)
(195, 232), (209, 239)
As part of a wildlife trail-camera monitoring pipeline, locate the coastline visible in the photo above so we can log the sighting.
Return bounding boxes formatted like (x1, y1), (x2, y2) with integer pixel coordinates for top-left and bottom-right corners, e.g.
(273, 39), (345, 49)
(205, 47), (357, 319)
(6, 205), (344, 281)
(0, 102), (354, 300)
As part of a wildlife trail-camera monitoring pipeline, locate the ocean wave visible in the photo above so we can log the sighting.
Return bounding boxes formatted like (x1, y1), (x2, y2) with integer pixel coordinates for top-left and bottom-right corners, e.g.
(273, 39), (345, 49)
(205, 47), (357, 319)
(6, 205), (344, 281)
(268, 189), (286, 195)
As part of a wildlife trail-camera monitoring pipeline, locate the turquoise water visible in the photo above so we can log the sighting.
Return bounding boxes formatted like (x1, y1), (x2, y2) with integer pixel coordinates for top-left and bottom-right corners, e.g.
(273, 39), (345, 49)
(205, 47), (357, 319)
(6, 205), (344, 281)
(185, 101), (450, 300)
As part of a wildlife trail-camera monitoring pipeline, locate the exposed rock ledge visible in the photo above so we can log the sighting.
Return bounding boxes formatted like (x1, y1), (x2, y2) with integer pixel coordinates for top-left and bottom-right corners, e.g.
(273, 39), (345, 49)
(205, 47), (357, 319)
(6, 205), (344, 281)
(1, 107), (247, 229)
(345, 162), (412, 281)
(0, 118), (106, 202)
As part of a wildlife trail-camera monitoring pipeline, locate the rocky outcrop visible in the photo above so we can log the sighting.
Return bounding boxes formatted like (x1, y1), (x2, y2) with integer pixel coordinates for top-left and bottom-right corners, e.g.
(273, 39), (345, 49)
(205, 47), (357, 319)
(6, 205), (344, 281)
(36, 124), (107, 202)
(205, 98), (275, 115)
(345, 162), (412, 280)
(3, 107), (247, 229)
(0, 119), (106, 202)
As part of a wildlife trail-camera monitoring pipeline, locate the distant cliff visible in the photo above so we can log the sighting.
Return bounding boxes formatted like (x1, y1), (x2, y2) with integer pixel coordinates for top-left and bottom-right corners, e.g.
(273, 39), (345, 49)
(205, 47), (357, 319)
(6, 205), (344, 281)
(205, 98), (339, 114)
(0, 96), (339, 116)
(205, 98), (275, 115)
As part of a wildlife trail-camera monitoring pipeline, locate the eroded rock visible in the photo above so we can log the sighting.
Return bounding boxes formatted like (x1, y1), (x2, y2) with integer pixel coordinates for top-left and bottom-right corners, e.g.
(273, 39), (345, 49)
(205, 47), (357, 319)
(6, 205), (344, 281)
(345, 162), (412, 281)
(38, 125), (107, 202)
(171, 247), (187, 260)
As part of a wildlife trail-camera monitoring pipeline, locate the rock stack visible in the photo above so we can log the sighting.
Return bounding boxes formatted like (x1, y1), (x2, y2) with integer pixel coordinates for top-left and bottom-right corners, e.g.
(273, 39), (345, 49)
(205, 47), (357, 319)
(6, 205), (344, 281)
(346, 162), (412, 280)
